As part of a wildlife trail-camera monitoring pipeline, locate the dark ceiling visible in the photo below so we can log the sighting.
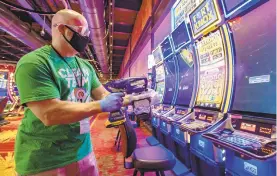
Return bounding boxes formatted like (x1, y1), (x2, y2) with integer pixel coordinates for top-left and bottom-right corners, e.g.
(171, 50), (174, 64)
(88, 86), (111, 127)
(0, 0), (143, 79)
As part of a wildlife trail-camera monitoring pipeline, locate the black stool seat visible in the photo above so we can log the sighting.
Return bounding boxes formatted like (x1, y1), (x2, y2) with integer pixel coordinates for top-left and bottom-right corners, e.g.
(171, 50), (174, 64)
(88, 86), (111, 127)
(133, 146), (176, 170)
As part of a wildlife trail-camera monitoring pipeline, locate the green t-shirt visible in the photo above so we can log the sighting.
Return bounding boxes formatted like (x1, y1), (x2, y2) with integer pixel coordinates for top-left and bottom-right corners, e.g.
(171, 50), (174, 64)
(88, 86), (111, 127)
(14, 45), (101, 175)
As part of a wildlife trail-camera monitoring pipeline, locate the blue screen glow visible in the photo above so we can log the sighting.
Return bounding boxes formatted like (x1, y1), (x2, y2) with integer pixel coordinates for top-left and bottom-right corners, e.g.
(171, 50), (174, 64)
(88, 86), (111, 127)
(231, 0), (276, 115)
(175, 45), (195, 106)
(163, 55), (177, 104)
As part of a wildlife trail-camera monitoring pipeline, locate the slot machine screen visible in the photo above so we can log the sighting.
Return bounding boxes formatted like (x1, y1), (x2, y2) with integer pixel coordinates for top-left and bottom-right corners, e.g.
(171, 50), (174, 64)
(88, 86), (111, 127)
(153, 46), (163, 64)
(156, 82), (165, 103)
(160, 37), (173, 59)
(171, 21), (191, 50)
(0, 72), (8, 98)
(175, 45), (195, 106)
(221, 0), (264, 18)
(155, 65), (165, 82)
(163, 55), (177, 104)
(195, 29), (226, 109)
(230, 0), (276, 115)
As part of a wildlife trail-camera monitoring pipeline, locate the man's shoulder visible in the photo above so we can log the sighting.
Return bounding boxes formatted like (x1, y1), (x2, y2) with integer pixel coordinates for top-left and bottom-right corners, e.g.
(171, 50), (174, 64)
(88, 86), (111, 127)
(17, 45), (52, 67)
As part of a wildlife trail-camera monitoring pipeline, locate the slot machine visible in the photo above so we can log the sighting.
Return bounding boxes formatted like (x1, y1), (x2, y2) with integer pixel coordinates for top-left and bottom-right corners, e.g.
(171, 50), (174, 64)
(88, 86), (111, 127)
(203, 0), (276, 176)
(147, 54), (155, 90)
(151, 37), (176, 142)
(169, 0), (235, 175)
(158, 21), (196, 165)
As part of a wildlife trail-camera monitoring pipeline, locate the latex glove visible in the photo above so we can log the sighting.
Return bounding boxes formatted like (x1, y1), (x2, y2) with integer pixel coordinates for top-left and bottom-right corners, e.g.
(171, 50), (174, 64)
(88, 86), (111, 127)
(100, 93), (125, 112)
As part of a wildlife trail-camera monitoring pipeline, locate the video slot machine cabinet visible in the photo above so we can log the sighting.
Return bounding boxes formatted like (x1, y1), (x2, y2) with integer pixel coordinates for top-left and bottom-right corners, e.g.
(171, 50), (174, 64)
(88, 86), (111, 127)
(151, 45), (174, 141)
(171, 22), (234, 176)
(154, 36), (181, 148)
(202, 1), (276, 175)
(159, 21), (196, 160)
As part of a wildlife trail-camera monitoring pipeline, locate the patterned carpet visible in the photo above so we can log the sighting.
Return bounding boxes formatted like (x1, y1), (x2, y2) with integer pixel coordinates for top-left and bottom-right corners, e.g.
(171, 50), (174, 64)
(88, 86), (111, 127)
(0, 113), (173, 176)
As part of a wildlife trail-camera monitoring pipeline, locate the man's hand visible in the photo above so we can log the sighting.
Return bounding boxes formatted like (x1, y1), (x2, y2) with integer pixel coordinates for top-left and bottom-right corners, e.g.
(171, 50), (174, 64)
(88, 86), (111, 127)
(99, 93), (125, 112)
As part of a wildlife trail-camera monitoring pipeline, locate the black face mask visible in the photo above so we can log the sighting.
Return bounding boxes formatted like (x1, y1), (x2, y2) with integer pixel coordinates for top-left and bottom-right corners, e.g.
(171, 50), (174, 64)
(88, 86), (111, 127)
(63, 26), (90, 53)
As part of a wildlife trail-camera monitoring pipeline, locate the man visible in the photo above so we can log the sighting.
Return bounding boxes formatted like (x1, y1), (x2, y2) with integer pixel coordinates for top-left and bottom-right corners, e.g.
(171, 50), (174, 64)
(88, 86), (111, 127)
(15, 9), (142, 176)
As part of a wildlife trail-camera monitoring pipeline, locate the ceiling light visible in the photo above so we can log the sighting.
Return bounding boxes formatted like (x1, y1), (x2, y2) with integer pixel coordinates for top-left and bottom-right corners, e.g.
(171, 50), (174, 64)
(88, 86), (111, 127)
(110, 36), (113, 38)
(110, 2), (112, 5)
(110, 45), (112, 46)
(110, 22), (113, 25)
(2, 57), (4, 58)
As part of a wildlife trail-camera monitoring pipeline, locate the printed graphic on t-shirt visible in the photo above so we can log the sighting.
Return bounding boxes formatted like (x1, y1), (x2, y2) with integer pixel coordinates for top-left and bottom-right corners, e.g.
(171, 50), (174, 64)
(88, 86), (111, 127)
(57, 67), (90, 102)
(58, 66), (91, 134)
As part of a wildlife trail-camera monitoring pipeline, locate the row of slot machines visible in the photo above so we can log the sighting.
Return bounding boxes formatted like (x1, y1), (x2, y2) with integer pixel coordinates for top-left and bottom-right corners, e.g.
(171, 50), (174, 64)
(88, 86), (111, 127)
(148, 0), (276, 176)
(0, 71), (19, 103)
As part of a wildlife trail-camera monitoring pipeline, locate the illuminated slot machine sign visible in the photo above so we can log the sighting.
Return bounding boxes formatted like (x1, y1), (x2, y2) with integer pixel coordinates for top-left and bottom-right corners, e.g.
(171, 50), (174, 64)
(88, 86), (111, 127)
(0, 72), (8, 98)
(155, 65), (165, 83)
(189, 0), (222, 39)
(152, 46), (163, 65)
(8, 72), (19, 102)
(147, 55), (155, 89)
(171, 0), (204, 29)
(156, 82), (165, 103)
(221, 0), (264, 19)
(160, 37), (173, 59)
(195, 29), (226, 109)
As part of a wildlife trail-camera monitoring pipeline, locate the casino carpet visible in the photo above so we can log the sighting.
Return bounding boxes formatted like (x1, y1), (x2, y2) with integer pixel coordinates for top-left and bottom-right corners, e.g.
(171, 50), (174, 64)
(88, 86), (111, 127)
(0, 113), (173, 176)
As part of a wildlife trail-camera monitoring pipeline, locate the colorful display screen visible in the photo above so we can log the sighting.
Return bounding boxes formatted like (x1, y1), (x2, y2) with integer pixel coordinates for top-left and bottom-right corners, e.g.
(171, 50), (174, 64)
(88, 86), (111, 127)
(172, 0), (204, 28)
(0, 72), (8, 98)
(189, 0), (221, 38)
(160, 37), (173, 59)
(224, 0), (246, 12)
(240, 122), (256, 132)
(232, 119), (275, 138)
(171, 21), (191, 50)
(175, 107), (188, 115)
(156, 82), (165, 103)
(175, 45), (194, 106)
(155, 65), (165, 82)
(230, 0), (276, 115)
(195, 111), (215, 123)
(221, 0), (263, 18)
(198, 114), (207, 120)
(195, 29), (226, 109)
(163, 55), (177, 104)
(153, 46), (163, 64)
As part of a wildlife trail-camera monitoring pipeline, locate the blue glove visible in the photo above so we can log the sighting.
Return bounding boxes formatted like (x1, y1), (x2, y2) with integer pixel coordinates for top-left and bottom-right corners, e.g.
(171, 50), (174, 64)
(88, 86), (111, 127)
(100, 93), (125, 112)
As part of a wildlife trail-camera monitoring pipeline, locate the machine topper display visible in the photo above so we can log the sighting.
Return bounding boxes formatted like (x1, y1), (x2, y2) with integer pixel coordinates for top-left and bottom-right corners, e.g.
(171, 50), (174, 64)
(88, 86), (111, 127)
(189, 0), (222, 39)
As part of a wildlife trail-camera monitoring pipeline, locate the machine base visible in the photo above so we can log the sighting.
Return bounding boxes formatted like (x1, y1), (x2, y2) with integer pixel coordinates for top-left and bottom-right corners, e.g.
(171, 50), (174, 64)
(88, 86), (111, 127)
(190, 149), (225, 176)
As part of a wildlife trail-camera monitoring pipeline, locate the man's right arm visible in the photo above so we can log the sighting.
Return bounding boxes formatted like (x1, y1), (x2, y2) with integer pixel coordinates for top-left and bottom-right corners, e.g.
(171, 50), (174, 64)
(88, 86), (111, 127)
(27, 99), (102, 126)
(27, 91), (125, 126)
(16, 61), (124, 126)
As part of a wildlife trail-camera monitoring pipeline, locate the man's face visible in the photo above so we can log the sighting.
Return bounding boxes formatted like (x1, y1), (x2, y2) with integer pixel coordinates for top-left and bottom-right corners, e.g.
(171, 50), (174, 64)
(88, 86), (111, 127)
(55, 17), (89, 54)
